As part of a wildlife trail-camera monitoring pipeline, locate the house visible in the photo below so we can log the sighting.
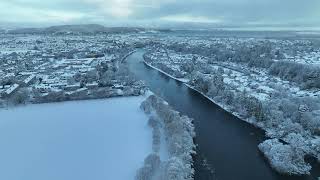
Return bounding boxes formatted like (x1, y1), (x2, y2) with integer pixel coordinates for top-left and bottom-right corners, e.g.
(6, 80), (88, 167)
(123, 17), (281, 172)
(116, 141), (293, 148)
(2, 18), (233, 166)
(86, 82), (99, 89)
(64, 84), (81, 91)
(22, 74), (36, 86)
(34, 84), (52, 93)
(1, 84), (20, 97)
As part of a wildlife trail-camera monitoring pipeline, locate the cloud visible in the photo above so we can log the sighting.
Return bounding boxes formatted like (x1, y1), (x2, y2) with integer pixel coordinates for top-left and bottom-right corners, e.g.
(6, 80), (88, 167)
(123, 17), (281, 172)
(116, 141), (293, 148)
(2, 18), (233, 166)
(84, 0), (133, 18)
(0, 0), (319, 28)
(160, 14), (223, 24)
(0, 1), (88, 24)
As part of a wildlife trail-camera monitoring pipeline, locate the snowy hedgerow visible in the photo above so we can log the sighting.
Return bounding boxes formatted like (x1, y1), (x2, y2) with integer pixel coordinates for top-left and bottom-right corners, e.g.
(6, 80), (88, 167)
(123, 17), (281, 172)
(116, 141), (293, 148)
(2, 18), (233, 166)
(138, 95), (196, 180)
(135, 154), (161, 180)
(140, 95), (157, 114)
(258, 139), (312, 175)
(36, 90), (67, 103)
(160, 157), (193, 180)
(148, 116), (161, 153)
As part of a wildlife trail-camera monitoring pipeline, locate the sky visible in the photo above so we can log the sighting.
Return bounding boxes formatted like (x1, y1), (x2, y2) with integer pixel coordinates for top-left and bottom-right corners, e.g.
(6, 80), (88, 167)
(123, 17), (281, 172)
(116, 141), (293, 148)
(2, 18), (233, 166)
(0, 0), (319, 29)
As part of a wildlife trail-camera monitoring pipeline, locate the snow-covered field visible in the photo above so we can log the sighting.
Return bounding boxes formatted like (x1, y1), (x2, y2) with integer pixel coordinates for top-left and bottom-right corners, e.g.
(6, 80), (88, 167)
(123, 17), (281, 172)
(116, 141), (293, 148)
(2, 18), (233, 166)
(0, 96), (152, 180)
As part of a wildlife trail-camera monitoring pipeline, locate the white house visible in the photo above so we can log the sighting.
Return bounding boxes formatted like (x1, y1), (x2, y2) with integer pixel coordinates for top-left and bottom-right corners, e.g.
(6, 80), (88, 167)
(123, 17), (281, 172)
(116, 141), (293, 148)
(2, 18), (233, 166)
(2, 84), (20, 97)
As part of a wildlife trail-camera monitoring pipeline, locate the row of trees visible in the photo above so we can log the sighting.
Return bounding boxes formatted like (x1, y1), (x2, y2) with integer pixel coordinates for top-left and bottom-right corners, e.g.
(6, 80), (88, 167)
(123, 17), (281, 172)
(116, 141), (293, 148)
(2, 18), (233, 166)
(167, 41), (278, 67)
(31, 85), (143, 104)
(142, 94), (195, 157)
(69, 55), (137, 89)
(136, 95), (196, 180)
(148, 116), (161, 153)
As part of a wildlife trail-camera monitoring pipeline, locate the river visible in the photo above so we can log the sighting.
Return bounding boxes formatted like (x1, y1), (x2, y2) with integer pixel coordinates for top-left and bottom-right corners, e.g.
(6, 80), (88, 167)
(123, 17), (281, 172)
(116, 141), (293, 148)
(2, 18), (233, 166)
(126, 50), (320, 180)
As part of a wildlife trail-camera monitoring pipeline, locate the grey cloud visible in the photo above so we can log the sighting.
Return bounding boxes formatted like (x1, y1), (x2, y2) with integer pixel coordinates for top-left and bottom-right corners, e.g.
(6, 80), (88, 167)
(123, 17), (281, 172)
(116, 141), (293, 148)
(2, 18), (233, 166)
(0, 0), (319, 28)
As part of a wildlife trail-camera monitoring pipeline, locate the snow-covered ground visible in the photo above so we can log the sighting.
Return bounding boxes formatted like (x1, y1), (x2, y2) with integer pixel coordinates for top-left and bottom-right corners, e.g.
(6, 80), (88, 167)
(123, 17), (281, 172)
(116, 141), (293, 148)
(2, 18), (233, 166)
(143, 39), (320, 175)
(144, 61), (189, 83)
(0, 96), (152, 180)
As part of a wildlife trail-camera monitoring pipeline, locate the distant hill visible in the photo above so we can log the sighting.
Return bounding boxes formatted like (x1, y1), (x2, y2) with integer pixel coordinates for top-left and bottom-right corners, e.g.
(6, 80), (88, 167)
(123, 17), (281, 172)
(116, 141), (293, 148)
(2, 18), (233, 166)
(45, 24), (106, 34)
(8, 28), (43, 34)
(7, 24), (148, 34)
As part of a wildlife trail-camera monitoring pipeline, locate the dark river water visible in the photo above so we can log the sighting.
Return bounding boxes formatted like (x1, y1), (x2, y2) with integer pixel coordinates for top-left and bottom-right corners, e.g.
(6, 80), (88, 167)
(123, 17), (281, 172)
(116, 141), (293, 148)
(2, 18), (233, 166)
(126, 50), (320, 180)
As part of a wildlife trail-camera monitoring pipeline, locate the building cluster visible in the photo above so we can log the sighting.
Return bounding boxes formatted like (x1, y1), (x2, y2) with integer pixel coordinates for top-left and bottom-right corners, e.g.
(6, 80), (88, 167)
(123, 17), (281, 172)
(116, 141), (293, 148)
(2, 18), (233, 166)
(0, 34), (142, 103)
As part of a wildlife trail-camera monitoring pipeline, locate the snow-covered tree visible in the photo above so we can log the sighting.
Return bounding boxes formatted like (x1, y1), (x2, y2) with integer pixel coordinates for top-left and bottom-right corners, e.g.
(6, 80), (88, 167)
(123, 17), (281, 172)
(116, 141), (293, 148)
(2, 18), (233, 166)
(258, 139), (312, 175)
(161, 157), (190, 180)
(139, 95), (196, 180)
(9, 89), (29, 105)
(135, 154), (161, 180)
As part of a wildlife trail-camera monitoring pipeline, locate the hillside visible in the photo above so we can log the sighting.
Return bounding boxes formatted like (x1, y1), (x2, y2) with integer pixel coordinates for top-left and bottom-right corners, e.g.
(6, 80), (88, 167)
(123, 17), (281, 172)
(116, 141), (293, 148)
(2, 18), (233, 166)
(7, 24), (145, 34)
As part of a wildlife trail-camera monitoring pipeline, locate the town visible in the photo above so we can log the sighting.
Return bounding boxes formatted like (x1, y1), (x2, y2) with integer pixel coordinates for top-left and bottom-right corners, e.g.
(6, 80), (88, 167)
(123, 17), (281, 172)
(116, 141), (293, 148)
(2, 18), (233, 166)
(0, 29), (320, 178)
(0, 34), (147, 107)
(1, 0), (320, 179)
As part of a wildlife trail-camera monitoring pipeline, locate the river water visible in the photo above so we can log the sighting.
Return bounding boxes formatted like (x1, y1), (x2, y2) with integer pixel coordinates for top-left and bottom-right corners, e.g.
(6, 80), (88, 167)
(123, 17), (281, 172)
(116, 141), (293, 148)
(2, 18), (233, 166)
(126, 50), (320, 180)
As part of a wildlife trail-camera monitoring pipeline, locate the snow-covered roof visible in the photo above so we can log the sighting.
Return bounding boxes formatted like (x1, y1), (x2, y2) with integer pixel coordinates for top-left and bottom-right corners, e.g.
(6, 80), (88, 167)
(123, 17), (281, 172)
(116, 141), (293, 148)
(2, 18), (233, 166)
(23, 74), (36, 84)
(5, 84), (19, 95)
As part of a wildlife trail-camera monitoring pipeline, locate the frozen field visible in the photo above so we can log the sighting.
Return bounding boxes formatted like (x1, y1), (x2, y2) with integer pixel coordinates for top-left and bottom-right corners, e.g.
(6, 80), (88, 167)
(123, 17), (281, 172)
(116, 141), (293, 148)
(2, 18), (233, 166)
(0, 96), (152, 180)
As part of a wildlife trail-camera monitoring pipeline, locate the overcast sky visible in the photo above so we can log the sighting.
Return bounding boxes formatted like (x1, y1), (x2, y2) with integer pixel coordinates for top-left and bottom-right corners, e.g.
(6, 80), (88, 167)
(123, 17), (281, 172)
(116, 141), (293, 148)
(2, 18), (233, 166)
(0, 0), (319, 28)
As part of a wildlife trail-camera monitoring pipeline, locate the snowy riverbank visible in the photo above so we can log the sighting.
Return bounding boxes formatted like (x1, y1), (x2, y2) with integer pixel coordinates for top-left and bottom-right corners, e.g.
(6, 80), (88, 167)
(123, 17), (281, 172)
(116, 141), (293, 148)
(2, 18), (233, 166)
(143, 61), (189, 83)
(142, 54), (320, 176)
(136, 95), (196, 180)
(143, 58), (251, 125)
